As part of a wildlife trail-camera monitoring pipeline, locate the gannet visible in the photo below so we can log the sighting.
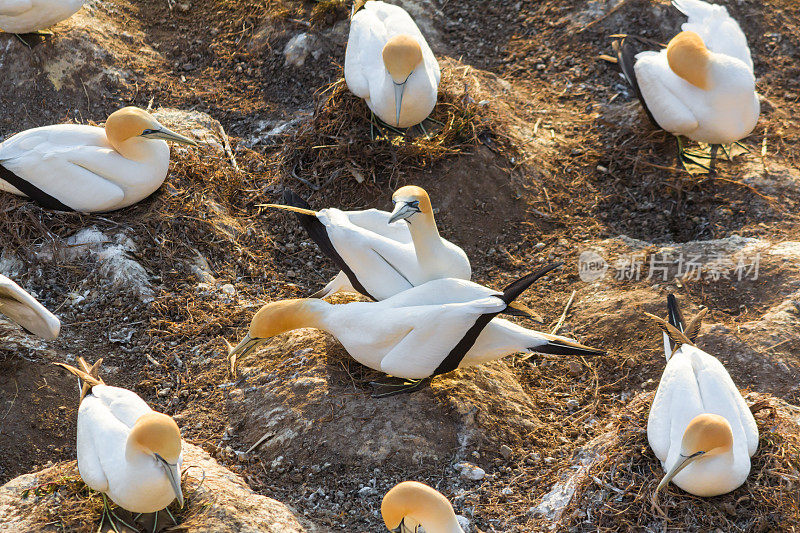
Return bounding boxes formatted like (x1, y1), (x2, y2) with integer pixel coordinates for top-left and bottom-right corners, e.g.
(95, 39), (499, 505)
(645, 294), (758, 496)
(0, 107), (197, 212)
(0, 274), (60, 339)
(345, 0), (440, 129)
(612, 0), (758, 171)
(0, 0), (85, 34)
(55, 358), (184, 526)
(264, 186), (472, 301)
(382, 481), (463, 533)
(229, 264), (604, 395)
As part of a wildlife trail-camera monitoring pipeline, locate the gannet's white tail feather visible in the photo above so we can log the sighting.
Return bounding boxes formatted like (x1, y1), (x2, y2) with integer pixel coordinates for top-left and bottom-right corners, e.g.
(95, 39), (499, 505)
(672, 0), (753, 70)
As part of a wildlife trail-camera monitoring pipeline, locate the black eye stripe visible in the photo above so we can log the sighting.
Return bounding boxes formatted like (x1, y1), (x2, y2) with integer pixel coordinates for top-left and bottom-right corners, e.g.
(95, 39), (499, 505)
(141, 128), (160, 135)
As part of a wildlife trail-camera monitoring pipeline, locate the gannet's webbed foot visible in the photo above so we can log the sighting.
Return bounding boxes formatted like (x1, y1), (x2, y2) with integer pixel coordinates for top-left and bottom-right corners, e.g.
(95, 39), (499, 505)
(370, 377), (430, 398)
(13, 32), (48, 48)
(369, 111), (405, 141)
(720, 141), (749, 161)
(100, 493), (136, 533)
(676, 136), (713, 175)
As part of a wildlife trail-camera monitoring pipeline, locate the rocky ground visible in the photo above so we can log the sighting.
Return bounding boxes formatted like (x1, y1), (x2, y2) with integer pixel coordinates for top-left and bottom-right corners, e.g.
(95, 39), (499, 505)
(1, 0), (799, 531)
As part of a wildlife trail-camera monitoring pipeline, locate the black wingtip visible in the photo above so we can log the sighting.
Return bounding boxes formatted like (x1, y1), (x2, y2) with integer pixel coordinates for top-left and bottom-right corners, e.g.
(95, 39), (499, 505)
(530, 337), (606, 357)
(500, 262), (563, 305)
(610, 35), (661, 128)
(666, 293), (685, 332)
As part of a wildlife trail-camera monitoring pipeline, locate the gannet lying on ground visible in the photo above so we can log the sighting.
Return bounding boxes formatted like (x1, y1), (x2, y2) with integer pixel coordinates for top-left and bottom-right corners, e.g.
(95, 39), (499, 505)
(611, 0), (758, 172)
(646, 294), (758, 496)
(229, 264), (604, 395)
(0, 107), (197, 212)
(382, 481), (463, 533)
(56, 358), (184, 529)
(0, 0), (85, 34)
(0, 274), (59, 339)
(345, 0), (440, 132)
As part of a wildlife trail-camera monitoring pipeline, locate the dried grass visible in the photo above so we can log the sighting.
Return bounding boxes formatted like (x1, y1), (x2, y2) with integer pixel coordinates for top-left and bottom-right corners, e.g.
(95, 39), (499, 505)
(556, 393), (800, 531)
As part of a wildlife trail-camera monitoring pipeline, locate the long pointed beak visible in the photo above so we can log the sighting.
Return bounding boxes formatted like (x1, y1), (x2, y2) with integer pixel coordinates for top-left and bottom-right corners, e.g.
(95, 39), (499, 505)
(228, 333), (267, 373)
(141, 126), (198, 146)
(393, 81), (407, 127)
(656, 451), (704, 492)
(0, 281), (60, 340)
(156, 454), (184, 508)
(387, 202), (416, 224)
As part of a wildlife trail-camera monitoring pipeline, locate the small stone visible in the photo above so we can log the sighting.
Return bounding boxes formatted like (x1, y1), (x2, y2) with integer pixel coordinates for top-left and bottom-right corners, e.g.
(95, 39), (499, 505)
(357, 486), (376, 497)
(283, 33), (317, 67)
(568, 360), (582, 376)
(176, 2), (190, 12)
(220, 283), (236, 295)
(499, 445), (513, 459)
(455, 462), (485, 481)
(501, 487), (513, 496)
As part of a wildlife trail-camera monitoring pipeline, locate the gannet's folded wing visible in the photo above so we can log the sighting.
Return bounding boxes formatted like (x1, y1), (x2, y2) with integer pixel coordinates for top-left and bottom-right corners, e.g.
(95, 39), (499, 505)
(634, 52), (699, 135)
(342, 208), (412, 243)
(89, 385), (153, 428)
(345, 9), (387, 100)
(379, 298), (506, 379)
(0, 0), (33, 17)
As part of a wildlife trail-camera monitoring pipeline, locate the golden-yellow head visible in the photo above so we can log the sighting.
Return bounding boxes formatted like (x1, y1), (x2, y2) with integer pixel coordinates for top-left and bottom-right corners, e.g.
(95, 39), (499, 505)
(388, 186), (433, 224)
(667, 31), (711, 90)
(382, 481), (462, 533)
(129, 412), (182, 462)
(249, 299), (322, 339)
(657, 413), (734, 492)
(104, 107), (198, 151)
(681, 413), (733, 455)
(382, 35), (423, 84)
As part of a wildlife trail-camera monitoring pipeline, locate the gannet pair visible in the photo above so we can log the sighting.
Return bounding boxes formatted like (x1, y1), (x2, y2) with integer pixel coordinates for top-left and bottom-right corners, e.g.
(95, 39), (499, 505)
(345, 0), (439, 130)
(646, 294), (758, 496)
(0, 107), (197, 212)
(265, 187), (535, 318)
(229, 263), (604, 395)
(612, 0), (758, 171)
(0, 274), (60, 339)
(382, 481), (463, 533)
(0, 0), (85, 34)
(56, 358), (184, 526)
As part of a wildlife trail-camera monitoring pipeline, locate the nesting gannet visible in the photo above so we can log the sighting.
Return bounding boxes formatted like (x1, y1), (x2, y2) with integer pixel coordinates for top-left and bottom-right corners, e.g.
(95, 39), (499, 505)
(645, 294), (758, 496)
(0, 274), (60, 339)
(264, 186), (472, 302)
(229, 264), (604, 395)
(382, 481), (463, 533)
(345, 0), (440, 130)
(612, 0), (758, 171)
(0, 0), (85, 34)
(0, 107), (197, 212)
(55, 358), (184, 525)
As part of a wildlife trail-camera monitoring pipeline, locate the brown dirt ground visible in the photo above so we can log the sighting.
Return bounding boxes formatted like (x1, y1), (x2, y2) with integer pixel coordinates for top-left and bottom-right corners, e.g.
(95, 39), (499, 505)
(1, 0), (799, 531)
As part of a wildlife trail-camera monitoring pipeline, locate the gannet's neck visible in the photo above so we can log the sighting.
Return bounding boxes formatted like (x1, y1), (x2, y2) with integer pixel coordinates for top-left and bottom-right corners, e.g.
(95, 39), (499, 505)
(112, 137), (167, 162)
(407, 211), (445, 264)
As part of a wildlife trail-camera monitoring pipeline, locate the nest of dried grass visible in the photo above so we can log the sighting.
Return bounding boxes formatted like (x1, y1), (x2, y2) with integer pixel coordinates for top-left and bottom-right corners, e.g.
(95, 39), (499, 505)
(24, 461), (207, 532)
(556, 392), (800, 532)
(275, 60), (508, 190)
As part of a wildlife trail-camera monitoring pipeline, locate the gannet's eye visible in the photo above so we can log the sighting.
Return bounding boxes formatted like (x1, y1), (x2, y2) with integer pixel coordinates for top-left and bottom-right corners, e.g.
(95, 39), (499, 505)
(408, 200), (420, 210)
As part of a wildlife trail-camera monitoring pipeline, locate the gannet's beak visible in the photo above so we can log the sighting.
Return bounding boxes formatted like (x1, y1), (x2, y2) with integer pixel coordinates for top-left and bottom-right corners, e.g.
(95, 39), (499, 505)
(155, 453), (184, 508)
(656, 451), (704, 492)
(228, 333), (267, 369)
(393, 81), (407, 127)
(390, 517), (413, 533)
(0, 281), (60, 340)
(141, 126), (198, 146)
(388, 201), (420, 224)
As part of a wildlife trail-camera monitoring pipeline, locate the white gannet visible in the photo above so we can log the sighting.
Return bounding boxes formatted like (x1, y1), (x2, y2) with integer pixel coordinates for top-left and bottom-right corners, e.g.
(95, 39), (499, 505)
(0, 107), (197, 212)
(0, 274), (60, 339)
(229, 264), (604, 395)
(382, 481), (463, 533)
(345, 0), (440, 130)
(0, 0), (85, 34)
(645, 294), (758, 496)
(55, 358), (184, 526)
(264, 186), (473, 302)
(612, 0), (758, 171)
